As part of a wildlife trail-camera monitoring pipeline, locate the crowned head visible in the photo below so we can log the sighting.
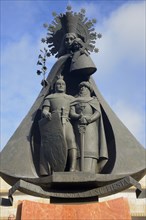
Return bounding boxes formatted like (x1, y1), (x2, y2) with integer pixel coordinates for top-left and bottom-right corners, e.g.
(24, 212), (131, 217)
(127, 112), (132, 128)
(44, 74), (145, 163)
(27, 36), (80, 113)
(55, 75), (66, 93)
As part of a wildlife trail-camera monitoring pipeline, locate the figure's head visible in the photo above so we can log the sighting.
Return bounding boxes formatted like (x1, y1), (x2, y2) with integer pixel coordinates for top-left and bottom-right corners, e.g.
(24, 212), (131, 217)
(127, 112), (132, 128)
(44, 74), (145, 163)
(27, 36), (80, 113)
(64, 33), (77, 49)
(79, 81), (93, 96)
(55, 78), (66, 93)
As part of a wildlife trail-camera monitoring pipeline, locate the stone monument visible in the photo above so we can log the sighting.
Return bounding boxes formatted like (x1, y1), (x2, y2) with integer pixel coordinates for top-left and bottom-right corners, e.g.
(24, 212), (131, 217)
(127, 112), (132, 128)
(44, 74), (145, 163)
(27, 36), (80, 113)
(0, 6), (146, 206)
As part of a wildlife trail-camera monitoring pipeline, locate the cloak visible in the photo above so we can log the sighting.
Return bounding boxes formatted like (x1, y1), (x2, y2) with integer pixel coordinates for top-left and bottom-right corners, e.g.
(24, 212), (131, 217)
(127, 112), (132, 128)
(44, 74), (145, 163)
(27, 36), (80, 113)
(90, 78), (146, 179)
(0, 54), (146, 188)
(71, 96), (108, 171)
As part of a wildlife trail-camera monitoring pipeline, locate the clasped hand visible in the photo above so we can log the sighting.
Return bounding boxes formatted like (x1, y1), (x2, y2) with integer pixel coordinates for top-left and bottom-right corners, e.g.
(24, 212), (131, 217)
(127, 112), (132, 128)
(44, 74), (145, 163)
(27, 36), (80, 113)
(42, 110), (52, 121)
(79, 115), (91, 125)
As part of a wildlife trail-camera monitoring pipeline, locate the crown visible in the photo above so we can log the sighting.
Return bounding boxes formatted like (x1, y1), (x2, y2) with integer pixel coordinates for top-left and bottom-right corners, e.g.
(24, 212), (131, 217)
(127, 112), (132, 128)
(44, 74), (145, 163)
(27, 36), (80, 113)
(56, 74), (64, 80)
(40, 6), (102, 58)
(60, 12), (79, 34)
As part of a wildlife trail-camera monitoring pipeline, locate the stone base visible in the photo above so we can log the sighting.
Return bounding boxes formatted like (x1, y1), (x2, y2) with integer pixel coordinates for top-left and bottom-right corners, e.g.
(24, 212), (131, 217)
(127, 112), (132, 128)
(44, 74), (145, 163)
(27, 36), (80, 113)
(16, 197), (131, 220)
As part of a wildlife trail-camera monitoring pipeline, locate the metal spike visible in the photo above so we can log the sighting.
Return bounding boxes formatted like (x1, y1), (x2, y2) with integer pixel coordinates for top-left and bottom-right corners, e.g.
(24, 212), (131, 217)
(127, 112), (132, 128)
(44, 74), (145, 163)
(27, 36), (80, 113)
(52, 11), (57, 17)
(80, 8), (86, 14)
(66, 5), (72, 11)
(43, 23), (48, 28)
(94, 48), (99, 53)
(97, 33), (102, 38)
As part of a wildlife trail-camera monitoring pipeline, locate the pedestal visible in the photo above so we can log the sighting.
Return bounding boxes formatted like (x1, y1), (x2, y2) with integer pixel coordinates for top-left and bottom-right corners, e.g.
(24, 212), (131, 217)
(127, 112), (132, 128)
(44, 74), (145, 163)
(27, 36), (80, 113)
(16, 197), (131, 220)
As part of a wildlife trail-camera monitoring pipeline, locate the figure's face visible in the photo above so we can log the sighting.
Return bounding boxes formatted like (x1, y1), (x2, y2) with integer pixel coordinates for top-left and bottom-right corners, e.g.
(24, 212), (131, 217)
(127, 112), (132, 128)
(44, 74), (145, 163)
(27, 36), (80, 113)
(79, 86), (91, 96)
(55, 79), (66, 93)
(64, 33), (76, 49)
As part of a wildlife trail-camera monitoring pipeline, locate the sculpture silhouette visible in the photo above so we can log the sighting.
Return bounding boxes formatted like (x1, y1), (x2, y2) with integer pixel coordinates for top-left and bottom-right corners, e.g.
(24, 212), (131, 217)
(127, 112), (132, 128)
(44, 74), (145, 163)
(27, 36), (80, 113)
(0, 7), (145, 200)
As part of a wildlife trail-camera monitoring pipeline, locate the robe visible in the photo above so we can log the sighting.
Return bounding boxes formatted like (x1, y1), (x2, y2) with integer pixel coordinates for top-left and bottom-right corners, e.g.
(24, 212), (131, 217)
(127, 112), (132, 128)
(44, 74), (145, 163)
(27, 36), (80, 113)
(0, 54), (146, 188)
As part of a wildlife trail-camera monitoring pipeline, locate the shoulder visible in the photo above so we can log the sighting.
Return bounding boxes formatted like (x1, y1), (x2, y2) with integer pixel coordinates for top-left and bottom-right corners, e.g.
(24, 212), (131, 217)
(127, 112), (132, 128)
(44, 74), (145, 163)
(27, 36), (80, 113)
(89, 96), (100, 110)
(92, 96), (99, 101)
(90, 96), (99, 103)
(45, 94), (55, 99)
(64, 94), (75, 101)
(43, 94), (55, 105)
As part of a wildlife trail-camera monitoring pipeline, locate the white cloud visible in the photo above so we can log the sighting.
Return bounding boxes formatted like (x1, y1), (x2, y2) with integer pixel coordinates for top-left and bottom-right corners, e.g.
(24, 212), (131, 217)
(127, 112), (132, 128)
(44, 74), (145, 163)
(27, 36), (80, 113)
(1, 33), (56, 149)
(1, 35), (40, 109)
(112, 100), (145, 146)
(92, 1), (145, 76)
(70, 1), (100, 18)
(90, 1), (145, 147)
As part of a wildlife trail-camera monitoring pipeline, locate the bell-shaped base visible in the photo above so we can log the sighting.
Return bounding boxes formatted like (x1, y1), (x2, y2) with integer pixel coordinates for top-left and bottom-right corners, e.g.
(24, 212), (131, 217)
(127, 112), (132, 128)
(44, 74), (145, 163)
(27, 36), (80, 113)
(70, 53), (97, 76)
(0, 55), (145, 198)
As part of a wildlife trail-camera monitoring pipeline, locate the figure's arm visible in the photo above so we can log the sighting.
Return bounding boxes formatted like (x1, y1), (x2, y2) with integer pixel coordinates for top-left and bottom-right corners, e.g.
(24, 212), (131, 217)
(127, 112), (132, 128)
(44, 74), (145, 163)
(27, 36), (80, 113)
(85, 110), (101, 124)
(42, 98), (52, 120)
(69, 106), (81, 120)
(84, 98), (101, 124)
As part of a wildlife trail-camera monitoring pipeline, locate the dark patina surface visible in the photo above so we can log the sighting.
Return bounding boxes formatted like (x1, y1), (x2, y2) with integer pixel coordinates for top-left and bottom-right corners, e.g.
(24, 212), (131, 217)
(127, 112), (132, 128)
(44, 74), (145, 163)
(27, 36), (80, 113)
(0, 6), (145, 204)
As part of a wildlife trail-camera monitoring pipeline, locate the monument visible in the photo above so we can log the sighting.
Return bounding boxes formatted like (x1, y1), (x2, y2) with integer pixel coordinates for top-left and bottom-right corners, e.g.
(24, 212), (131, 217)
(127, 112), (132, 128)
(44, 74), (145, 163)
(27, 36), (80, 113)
(0, 6), (146, 207)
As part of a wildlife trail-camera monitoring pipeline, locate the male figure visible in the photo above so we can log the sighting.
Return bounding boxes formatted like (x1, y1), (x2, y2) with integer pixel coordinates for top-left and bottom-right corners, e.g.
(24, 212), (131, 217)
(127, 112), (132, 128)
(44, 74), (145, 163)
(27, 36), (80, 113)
(40, 77), (77, 175)
(70, 81), (108, 173)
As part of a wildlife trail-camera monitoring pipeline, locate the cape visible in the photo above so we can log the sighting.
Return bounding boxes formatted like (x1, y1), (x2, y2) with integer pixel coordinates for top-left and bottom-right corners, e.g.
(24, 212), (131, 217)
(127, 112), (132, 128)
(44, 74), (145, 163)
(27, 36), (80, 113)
(71, 96), (108, 171)
(0, 54), (146, 188)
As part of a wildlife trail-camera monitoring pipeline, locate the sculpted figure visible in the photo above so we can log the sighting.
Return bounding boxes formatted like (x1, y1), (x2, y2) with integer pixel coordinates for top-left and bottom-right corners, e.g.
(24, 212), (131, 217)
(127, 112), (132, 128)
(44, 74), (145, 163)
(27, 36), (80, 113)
(39, 77), (77, 175)
(61, 32), (96, 76)
(1, 7), (145, 201)
(59, 32), (86, 56)
(70, 81), (108, 173)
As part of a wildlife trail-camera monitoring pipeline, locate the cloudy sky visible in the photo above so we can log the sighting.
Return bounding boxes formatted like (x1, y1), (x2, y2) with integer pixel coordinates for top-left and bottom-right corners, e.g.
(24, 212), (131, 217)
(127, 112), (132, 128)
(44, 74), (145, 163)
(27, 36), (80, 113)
(1, 0), (145, 150)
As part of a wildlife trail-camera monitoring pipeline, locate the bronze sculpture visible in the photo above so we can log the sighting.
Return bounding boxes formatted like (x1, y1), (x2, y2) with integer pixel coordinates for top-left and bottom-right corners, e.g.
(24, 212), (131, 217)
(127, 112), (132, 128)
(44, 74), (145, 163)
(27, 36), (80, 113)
(70, 81), (108, 173)
(0, 6), (145, 202)
(40, 77), (77, 175)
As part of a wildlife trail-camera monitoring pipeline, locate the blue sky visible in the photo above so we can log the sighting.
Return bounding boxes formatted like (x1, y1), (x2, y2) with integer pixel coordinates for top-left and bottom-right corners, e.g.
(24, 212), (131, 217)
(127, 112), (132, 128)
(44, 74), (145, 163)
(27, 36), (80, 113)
(1, 0), (145, 149)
